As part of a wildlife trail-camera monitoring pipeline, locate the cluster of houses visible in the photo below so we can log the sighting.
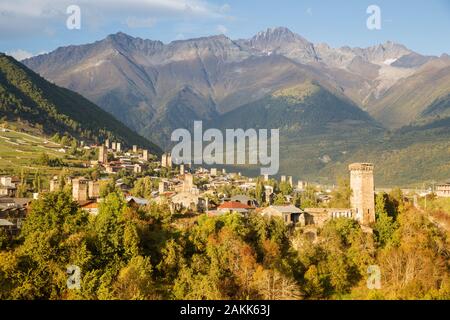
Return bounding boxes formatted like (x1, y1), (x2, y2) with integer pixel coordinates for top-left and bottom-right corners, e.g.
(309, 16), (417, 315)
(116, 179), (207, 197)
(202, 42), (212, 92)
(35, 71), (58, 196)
(96, 140), (152, 174)
(0, 176), (32, 237)
(2, 138), (450, 239)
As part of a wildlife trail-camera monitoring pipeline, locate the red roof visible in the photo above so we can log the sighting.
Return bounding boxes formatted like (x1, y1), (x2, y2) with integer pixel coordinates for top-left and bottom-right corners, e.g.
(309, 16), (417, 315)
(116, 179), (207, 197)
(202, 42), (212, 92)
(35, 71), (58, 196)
(218, 201), (251, 209)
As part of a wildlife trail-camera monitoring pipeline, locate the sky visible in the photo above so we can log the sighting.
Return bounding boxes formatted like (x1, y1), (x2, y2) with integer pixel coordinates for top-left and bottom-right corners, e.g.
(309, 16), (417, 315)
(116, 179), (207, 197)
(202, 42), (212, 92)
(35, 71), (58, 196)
(1, 0), (449, 60)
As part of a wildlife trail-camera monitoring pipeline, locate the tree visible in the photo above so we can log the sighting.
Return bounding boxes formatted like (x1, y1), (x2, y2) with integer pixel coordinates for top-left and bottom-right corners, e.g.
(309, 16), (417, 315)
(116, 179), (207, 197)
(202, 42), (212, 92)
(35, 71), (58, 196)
(131, 177), (154, 199)
(329, 177), (351, 208)
(374, 193), (398, 247)
(21, 191), (87, 238)
(94, 192), (127, 262)
(376, 208), (450, 299)
(279, 181), (293, 196)
(113, 256), (156, 300)
(255, 179), (265, 205)
(300, 186), (317, 208)
(252, 267), (302, 300)
(274, 193), (286, 205)
(37, 152), (50, 166)
(16, 168), (28, 197)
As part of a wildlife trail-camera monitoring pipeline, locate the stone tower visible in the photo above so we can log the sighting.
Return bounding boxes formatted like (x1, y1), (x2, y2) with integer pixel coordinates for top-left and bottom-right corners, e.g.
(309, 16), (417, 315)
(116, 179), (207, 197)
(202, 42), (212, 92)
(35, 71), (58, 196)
(88, 181), (100, 199)
(161, 154), (167, 167)
(166, 154), (172, 168)
(142, 149), (149, 161)
(161, 153), (172, 168)
(288, 176), (293, 187)
(72, 178), (88, 202)
(99, 145), (108, 164)
(49, 176), (60, 192)
(349, 163), (375, 225)
(183, 174), (194, 192)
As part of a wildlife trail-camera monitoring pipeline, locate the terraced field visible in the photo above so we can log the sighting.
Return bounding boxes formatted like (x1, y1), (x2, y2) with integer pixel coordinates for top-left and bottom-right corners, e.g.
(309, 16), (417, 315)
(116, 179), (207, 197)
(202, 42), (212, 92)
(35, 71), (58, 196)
(0, 128), (64, 171)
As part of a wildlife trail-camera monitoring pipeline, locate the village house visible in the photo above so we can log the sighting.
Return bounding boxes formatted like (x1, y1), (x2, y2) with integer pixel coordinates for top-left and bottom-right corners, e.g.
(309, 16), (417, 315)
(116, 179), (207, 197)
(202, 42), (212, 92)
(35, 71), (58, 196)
(302, 208), (353, 227)
(79, 201), (99, 215)
(435, 182), (450, 198)
(214, 201), (252, 216)
(260, 205), (304, 225)
(0, 176), (18, 198)
(229, 195), (259, 208)
(126, 196), (149, 207)
(0, 197), (32, 236)
(170, 192), (205, 213)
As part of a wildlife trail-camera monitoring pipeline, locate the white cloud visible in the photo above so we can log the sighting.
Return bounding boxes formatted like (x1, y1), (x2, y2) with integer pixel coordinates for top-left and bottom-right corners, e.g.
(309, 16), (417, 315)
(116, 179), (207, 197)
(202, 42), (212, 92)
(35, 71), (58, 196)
(219, 4), (231, 13)
(0, 0), (230, 38)
(216, 24), (228, 34)
(6, 49), (34, 61)
(125, 17), (157, 29)
(0, 0), (225, 19)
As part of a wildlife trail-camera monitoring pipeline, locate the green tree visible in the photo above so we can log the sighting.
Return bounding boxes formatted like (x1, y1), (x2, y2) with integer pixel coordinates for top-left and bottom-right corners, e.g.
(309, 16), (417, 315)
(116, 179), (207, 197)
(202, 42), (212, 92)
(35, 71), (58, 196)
(274, 193), (286, 205)
(300, 186), (317, 208)
(329, 178), (351, 208)
(279, 181), (293, 196)
(374, 193), (398, 247)
(255, 179), (265, 205)
(113, 256), (156, 300)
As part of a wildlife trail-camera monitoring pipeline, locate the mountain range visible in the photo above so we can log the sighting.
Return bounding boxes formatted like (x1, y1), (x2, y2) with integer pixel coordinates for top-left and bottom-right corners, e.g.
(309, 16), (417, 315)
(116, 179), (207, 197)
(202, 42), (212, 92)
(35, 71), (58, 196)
(21, 27), (450, 185)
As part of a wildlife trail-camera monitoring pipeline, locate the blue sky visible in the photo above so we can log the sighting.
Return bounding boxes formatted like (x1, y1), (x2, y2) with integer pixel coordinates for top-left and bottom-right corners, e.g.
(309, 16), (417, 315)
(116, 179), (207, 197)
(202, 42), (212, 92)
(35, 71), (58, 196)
(1, 0), (449, 60)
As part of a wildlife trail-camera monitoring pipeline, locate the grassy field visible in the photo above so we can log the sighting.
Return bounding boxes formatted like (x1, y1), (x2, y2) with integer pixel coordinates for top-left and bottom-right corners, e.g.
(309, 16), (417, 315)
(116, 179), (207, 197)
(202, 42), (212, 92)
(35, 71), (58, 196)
(0, 125), (91, 186)
(0, 128), (63, 170)
(419, 196), (450, 214)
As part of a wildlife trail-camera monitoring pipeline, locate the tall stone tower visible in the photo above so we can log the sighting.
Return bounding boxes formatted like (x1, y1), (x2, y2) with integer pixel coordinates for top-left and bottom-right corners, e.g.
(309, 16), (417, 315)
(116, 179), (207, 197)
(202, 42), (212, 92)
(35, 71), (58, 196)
(99, 145), (108, 164)
(142, 149), (149, 161)
(161, 153), (172, 168)
(349, 163), (375, 225)
(72, 178), (88, 202)
(88, 181), (100, 199)
(183, 174), (194, 192)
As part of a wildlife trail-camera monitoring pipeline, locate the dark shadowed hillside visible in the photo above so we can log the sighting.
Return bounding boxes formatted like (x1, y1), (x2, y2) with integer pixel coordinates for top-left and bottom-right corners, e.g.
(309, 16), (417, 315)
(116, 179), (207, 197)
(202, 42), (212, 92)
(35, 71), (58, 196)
(0, 53), (161, 153)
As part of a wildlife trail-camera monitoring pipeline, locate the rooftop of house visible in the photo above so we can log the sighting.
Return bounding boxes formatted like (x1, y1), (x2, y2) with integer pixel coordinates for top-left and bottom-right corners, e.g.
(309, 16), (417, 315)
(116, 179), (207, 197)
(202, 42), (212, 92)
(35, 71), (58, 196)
(79, 201), (99, 209)
(0, 197), (32, 208)
(229, 195), (257, 204)
(126, 196), (149, 206)
(0, 218), (14, 226)
(268, 205), (303, 214)
(218, 201), (252, 210)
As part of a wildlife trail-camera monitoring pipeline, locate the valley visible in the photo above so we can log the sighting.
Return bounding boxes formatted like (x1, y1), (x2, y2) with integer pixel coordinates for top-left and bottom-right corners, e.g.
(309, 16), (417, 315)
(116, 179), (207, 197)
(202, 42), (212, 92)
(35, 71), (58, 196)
(16, 27), (450, 186)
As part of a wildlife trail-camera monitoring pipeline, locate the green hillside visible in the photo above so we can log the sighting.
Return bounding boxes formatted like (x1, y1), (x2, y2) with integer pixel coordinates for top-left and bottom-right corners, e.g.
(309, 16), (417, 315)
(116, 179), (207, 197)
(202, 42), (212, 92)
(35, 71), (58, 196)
(206, 82), (450, 187)
(211, 82), (378, 135)
(0, 53), (161, 154)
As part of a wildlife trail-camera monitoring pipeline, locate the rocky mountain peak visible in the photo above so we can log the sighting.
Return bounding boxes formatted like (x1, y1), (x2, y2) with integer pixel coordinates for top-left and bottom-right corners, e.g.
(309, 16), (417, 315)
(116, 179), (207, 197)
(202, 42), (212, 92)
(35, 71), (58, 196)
(249, 27), (309, 47)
